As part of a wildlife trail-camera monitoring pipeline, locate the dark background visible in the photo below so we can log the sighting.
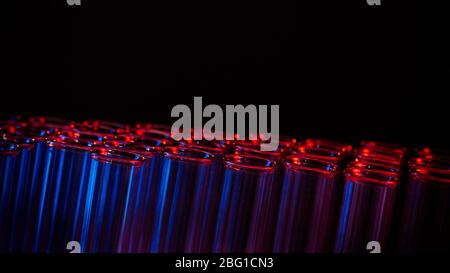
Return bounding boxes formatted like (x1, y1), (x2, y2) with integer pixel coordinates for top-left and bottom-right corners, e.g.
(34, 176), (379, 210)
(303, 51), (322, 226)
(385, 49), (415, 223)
(5, 0), (449, 148)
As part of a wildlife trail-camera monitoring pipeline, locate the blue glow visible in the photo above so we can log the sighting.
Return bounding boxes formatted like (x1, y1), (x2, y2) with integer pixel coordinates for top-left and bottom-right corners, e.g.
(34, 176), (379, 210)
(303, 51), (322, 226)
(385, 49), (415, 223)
(80, 159), (99, 252)
(335, 182), (354, 252)
(33, 147), (54, 252)
(150, 158), (172, 252)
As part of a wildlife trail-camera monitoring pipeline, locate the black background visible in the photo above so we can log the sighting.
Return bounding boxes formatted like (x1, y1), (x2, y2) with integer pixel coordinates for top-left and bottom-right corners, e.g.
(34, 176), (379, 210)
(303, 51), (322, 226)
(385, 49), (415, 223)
(2, 253), (449, 273)
(5, 0), (449, 149)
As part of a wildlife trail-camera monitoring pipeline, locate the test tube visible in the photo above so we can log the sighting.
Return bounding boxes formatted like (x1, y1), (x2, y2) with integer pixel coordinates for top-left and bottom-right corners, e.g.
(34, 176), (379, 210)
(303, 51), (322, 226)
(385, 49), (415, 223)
(116, 138), (165, 253)
(75, 148), (146, 253)
(398, 155), (450, 252)
(212, 154), (277, 253)
(335, 169), (399, 253)
(1, 125), (54, 252)
(0, 141), (20, 252)
(150, 146), (214, 253)
(303, 139), (353, 155)
(77, 120), (130, 135)
(273, 156), (340, 253)
(31, 132), (100, 252)
(181, 140), (227, 253)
